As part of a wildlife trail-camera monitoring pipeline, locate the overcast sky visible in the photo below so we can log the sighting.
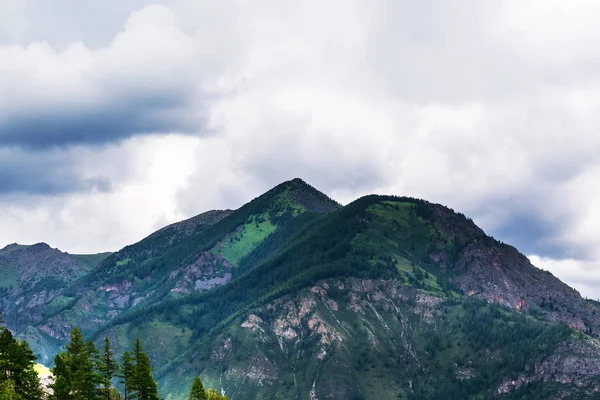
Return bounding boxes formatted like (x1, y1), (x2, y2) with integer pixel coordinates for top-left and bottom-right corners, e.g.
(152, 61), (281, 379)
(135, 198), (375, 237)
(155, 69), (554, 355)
(1, 1), (600, 298)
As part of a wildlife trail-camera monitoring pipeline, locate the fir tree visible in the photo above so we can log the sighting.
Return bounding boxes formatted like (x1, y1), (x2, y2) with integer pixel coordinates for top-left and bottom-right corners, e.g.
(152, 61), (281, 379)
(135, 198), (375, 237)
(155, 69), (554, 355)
(0, 379), (19, 400)
(188, 376), (206, 400)
(64, 327), (99, 400)
(0, 327), (42, 399)
(50, 353), (71, 400)
(99, 337), (118, 400)
(118, 352), (134, 400)
(86, 340), (104, 399)
(20, 368), (43, 400)
(131, 339), (158, 400)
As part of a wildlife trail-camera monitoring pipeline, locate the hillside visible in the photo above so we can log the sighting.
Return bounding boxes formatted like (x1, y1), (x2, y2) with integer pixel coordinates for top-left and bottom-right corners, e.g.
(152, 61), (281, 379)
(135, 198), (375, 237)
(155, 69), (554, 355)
(22, 179), (340, 362)
(0, 243), (112, 363)
(5, 179), (600, 399)
(0, 243), (111, 331)
(90, 193), (600, 399)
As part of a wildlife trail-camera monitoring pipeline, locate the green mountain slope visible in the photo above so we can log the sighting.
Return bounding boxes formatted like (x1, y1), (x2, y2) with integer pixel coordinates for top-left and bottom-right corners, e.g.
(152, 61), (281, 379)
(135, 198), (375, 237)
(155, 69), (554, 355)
(0, 243), (111, 362)
(27, 179), (340, 360)
(6, 180), (600, 398)
(87, 193), (600, 399)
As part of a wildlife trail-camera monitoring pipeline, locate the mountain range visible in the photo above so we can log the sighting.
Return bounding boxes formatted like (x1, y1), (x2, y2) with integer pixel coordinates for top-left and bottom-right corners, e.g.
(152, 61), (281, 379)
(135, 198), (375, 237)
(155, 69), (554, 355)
(2, 178), (600, 399)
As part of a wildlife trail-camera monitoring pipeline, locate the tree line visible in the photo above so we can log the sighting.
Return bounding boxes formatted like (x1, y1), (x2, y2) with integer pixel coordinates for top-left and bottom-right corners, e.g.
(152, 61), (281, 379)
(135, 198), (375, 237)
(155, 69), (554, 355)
(0, 315), (227, 400)
(51, 327), (229, 400)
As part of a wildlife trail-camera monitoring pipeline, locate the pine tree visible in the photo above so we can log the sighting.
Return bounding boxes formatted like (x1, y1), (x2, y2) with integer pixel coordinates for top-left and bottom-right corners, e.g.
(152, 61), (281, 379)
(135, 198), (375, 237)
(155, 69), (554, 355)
(130, 339), (158, 400)
(99, 337), (118, 400)
(0, 379), (19, 400)
(118, 352), (134, 400)
(188, 376), (206, 400)
(50, 353), (71, 400)
(86, 340), (104, 399)
(0, 327), (42, 399)
(64, 327), (99, 400)
(20, 367), (43, 400)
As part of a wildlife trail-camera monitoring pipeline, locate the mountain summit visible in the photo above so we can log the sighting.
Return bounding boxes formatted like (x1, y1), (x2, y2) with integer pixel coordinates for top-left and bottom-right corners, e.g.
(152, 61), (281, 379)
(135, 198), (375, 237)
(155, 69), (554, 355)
(4, 180), (600, 399)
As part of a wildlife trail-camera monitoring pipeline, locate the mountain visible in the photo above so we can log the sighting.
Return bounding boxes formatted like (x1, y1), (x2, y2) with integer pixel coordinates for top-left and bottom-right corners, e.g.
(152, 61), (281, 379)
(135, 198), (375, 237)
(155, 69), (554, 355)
(19, 179), (340, 361)
(0, 243), (112, 362)
(5, 179), (600, 399)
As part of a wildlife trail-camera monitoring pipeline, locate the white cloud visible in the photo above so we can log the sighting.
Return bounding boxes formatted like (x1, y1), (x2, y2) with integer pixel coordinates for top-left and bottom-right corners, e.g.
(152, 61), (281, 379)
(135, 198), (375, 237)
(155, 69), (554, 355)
(529, 255), (600, 300)
(0, 1), (599, 303)
(0, 4), (204, 147)
(0, 135), (201, 253)
(560, 164), (600, 259)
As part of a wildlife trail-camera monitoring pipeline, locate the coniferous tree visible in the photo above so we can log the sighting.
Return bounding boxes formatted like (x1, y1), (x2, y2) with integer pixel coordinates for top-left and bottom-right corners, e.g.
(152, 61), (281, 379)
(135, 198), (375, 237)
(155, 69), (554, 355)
(118, 352), (134, 400)
(0, 327), (42, 400)
(130, 339), (158, 400)
(188, 376), (206, 400)
(0, 379), (19, 400)
(99, 337), (118, 400)
(63, 327), (99, 400)
(86, 340), (104, 399)
(20, 368), (43, 400)
(50, 353), (71, 400)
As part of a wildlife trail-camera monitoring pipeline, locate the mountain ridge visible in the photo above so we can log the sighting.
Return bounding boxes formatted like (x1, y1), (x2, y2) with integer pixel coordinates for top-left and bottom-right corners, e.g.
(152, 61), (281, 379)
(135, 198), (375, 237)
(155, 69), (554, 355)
(3, 179), (600, 399)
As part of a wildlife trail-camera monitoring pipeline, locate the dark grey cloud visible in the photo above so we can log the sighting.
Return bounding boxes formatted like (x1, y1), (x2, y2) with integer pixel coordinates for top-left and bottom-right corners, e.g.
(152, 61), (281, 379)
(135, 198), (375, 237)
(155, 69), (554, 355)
(490, 213), (571, 259)
(0, 4), (206, 149)
(0, 91), (196, 149)
(0, 147), (112, 194)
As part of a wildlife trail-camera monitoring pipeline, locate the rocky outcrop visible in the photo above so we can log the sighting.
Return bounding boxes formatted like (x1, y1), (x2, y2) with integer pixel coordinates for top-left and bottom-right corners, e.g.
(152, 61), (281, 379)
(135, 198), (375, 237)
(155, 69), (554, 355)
(195, 278), (442, 398)
(0, 243), (107, 333)
(225, 356), (279, 385)
(13, 211), (238, 361)
(497, 337), (600, 396)
(441, 240), (600, 335)
(169, 252), (234, 294)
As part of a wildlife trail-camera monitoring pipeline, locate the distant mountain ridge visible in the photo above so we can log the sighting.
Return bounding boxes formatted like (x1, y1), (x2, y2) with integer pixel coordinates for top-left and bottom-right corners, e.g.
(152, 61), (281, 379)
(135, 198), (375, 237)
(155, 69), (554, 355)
(0, 243), (111, 341)
(3, 179), (600, 399)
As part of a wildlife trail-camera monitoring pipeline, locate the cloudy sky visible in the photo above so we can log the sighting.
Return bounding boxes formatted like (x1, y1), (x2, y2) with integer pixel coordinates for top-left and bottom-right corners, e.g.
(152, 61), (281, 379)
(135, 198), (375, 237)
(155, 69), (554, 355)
(1, 1), (600, 297)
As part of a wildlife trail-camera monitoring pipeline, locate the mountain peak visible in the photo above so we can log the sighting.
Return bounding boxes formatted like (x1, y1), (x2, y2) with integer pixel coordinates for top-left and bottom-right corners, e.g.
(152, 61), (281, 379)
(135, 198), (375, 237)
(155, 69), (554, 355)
(287, 177), (307, 184)
(0, 243), (36, 254)
(274, 177), (313, 192)
(1, 243), (20, 251)
(268, 178), (341, 213)
(31, 242), (51, 249)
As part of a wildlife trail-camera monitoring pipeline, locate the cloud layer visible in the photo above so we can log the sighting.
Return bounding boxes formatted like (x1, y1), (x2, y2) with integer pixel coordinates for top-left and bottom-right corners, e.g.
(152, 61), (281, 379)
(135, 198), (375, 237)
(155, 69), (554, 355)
(0, 5), (202, 149)
(1, 1), (600, 297)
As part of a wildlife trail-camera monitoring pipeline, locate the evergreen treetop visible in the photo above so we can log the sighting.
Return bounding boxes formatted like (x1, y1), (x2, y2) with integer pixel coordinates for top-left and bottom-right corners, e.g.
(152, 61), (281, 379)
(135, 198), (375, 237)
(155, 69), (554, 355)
(131, 338), (159, 400)
(100, 337), (118, 400)
(0, 326), (42, 400)
(188, 376), (206, 400)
